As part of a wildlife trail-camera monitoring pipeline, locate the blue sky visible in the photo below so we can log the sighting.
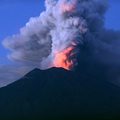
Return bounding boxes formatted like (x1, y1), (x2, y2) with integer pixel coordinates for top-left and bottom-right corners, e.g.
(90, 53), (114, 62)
(0, 0), (44, 64)
(105, 0), (120, 30)
(0, 0), (120, 65)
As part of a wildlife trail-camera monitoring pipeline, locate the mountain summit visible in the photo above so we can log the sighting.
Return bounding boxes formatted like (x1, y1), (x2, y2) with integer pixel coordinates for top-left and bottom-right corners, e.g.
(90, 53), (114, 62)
(0, 67), (120, 120)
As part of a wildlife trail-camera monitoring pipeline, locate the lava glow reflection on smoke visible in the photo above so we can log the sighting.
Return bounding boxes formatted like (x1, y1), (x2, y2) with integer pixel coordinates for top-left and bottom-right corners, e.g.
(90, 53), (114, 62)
(60, 0), (77, 13)
(53, 46), (75, 70)
(53, 0), (78, 70)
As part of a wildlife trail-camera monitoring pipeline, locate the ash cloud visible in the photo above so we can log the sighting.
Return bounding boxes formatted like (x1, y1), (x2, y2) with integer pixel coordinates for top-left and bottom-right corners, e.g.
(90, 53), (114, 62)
(2, 0), (120, 85)
(2, 0), (106, 68)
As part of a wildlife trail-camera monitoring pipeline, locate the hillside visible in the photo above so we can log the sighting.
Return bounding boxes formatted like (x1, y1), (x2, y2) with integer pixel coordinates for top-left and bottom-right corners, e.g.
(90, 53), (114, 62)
(0, 68), (120, 120)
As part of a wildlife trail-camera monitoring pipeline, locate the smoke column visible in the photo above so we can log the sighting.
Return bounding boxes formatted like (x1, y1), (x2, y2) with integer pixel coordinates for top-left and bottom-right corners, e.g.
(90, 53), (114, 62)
(43, 0), (88, 70)
(3, 0), (109, 70)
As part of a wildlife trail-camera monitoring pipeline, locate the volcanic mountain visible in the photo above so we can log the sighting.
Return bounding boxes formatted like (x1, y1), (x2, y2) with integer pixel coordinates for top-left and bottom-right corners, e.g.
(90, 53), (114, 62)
(0, 67), (120, 120)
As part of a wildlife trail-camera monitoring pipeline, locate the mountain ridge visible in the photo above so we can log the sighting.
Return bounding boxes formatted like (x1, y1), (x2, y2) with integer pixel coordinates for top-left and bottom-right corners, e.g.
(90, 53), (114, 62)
(0, 67), (120, 120)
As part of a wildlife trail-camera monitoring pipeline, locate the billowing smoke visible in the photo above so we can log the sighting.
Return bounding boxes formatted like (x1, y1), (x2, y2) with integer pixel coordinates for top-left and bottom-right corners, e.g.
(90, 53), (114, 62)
(2, 0), (107, 70)
(2, 0), (120, 79)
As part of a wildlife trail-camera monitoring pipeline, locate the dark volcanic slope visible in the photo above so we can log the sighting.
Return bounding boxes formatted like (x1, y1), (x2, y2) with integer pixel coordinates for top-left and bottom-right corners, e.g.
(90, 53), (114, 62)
(0, 67), (120, 120)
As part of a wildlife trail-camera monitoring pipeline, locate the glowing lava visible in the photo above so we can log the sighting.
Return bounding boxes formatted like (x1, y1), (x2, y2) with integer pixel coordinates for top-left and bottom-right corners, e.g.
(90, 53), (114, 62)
(53, 46), (75, 70)
(60, 0), (77, 13)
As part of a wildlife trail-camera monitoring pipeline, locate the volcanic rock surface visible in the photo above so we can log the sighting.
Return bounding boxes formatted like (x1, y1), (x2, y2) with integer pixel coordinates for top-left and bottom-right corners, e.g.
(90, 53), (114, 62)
(0, 67), (120, 120)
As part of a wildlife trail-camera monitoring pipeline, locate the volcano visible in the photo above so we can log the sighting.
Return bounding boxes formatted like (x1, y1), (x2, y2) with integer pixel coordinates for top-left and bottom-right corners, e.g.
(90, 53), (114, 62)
(0, 67), (120, 120)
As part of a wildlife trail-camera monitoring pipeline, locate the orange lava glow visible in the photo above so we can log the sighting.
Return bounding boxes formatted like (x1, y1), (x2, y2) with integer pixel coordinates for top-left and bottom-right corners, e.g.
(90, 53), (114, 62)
(60, 1), (77, 13)
(53, 46), (75, 70)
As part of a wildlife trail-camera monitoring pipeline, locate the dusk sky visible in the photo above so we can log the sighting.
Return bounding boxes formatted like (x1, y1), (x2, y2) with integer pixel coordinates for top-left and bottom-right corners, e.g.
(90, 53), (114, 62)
(0, 0), (120, 87)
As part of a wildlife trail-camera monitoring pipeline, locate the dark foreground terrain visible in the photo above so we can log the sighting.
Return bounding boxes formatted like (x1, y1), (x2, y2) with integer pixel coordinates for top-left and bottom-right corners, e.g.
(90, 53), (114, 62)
(0, 67), (120, 120)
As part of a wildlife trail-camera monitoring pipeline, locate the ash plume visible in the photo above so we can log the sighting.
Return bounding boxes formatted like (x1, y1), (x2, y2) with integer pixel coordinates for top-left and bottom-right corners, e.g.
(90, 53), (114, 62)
(2, 0), (120, 82)
(2, 0), (105, 69)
